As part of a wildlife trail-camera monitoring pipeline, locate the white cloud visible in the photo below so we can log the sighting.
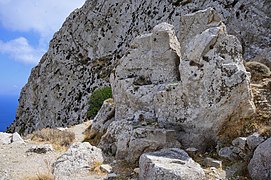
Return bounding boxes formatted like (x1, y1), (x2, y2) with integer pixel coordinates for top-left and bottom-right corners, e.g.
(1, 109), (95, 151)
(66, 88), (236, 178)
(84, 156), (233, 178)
(0, 0), (85, 64)
(0, 37), (45, 64)
(0, 0), (85, 39)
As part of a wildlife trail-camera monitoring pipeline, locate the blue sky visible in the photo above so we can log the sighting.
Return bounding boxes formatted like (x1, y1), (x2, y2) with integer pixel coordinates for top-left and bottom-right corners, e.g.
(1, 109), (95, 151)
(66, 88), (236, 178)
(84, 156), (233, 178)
(0, 0), (86, 95)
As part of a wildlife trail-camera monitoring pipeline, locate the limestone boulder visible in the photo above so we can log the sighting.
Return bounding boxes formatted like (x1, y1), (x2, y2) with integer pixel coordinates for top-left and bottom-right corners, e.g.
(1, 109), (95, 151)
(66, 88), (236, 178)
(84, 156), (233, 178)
(139, 148), (205, 180)
(11, 132), (25, 144)
(248, 137), (271, 180)
(111, 8), (255, 150)
(91, 98), (115, 135)
(0, 133), (12, 144)
(99, 120), (180, 164)
(53, 142), (103, 179)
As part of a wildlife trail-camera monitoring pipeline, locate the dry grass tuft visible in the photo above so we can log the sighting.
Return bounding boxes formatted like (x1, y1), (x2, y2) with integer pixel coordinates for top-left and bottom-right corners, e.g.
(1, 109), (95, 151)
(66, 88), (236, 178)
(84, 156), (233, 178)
(25, 159), (55, 180)
(31, 128), (75, 151)
(83, 125), (103, 146)
(25, 173), (54, 180)
(89, 161), (106, 176)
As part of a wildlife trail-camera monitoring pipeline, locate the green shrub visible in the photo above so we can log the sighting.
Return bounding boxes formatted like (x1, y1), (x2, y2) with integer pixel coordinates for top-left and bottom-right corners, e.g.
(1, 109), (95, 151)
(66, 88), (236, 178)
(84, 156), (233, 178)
(87, 86), (112, 119)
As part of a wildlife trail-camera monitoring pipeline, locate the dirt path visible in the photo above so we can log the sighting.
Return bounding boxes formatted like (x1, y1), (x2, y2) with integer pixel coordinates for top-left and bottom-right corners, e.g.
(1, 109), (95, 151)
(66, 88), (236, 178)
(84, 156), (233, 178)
(0, 121), (93, 180)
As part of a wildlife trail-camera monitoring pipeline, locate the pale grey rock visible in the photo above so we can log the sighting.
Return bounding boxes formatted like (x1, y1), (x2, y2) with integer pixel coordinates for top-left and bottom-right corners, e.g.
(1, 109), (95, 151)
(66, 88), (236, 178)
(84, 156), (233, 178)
(186, 147), (198, 153)
(99, 120), (180, 164)
(0, 133), (12, 144)
(8, 0), (270, 134)
(111, 9), (255, 150)
(248, 137), (271, 180)
(53, 142), (103, 179)
(134, 168), (140, 174)
(100, 164), (112, 173)
(106, 173), (117, 179)
(186, 147), (198, 157)
(139, 148), (205, 180)
(232, 137), (247, 150)
(11, 132), (25, 144)
(246, 133), (265, 150)
(203, 157), (222, 169)
(218, 134), (265, 162)
(91, 98), (115, 135)
(218, 147), (237, 160)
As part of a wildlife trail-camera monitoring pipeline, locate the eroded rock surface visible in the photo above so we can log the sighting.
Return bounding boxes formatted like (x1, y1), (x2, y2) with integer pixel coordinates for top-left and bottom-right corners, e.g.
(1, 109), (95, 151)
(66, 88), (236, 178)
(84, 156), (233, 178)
(139, 148), (205, 180)
(8, 0), (270, 134)
(248, 137), (271, 180)
(110, 8), (255, 150)
(99, 120), (180, 164)
(52, 142), (104, 179)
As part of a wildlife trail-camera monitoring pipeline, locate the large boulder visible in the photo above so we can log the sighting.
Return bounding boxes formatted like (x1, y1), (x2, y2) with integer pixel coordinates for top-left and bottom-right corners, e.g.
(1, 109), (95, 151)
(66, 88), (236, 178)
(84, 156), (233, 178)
(248, 137), (271, 180)
(110, 8), (255, 150)
(139, 148), (205, 180)
(52, 142), (103, 179)
(99, 120), (180, 164)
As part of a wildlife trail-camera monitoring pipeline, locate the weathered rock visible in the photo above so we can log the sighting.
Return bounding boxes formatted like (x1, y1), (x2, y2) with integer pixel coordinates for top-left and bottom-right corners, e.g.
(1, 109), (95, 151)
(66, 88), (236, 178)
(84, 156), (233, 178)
(218, 146), (237, 160)
(246, 133), (265, 150)
(100, 164), (112, 173)
(139, 148), (205, 180)
(0, 133), (12, 144)
(248, 137), (271, 180)
(53, 142), (103, 179)
(218, 133), (266, 162)
(11, 132), (25, 144)
(91, 98), (115, 135)
(106, 173), (118, 179)
(8, 0), (270, 134)
(232, 137), (247, 150)
(203, 157), (222, 169)
(111, 8), (255, 150)
(99, 120), (180, 164)
(133, 168), (140, 174)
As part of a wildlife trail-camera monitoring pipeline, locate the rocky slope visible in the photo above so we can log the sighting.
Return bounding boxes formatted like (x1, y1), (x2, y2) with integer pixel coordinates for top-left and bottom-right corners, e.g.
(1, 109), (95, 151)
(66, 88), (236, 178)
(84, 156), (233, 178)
(8, 0), (271, 134)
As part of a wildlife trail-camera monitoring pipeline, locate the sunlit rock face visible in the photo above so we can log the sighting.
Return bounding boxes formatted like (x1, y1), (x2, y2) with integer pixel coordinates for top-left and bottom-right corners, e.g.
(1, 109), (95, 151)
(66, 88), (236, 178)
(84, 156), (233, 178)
(110, 8), (255, 150)
(8, 0), (268, 134)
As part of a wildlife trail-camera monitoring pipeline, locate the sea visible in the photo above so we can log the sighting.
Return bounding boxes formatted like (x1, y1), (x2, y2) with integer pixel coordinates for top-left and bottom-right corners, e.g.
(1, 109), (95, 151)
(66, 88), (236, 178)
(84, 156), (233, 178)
(0, 95), (19, 132)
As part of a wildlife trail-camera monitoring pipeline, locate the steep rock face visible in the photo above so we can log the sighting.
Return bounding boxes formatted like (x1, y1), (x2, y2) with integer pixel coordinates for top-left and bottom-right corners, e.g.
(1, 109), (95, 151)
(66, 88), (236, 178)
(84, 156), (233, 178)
(8, 0), (270, 134)
(110, 9), (255, 150)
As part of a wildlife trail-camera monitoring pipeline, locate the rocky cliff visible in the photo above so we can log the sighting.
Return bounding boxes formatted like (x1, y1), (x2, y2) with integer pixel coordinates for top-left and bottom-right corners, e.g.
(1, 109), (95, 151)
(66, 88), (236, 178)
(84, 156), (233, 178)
(8, 0), (271, 134)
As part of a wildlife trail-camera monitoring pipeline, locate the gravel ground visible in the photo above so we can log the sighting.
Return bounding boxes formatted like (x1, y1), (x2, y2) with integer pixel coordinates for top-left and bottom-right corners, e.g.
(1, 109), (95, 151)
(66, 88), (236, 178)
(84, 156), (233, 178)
(0, 121), (102, 180)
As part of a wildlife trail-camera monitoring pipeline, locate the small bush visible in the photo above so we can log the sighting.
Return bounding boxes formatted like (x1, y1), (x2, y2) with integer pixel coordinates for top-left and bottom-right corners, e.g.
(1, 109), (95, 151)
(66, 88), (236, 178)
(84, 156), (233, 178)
(87, 86), (112, 119)
(31, 128), (75, 151)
